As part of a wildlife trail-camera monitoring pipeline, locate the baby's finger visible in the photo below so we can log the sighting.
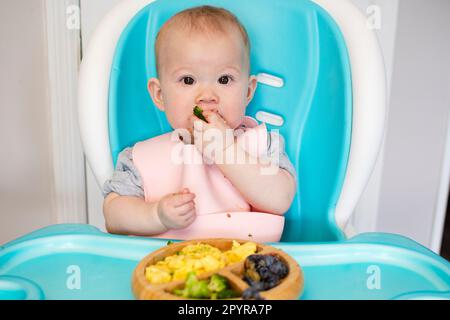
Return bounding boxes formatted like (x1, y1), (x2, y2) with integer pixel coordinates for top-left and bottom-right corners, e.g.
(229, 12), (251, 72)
(190, 115), (202, 126)
(170, 192), (196, 207)
(188, 115), (196, 126)
(189, 116), (199, 133)
(202, 110), (217, 122)
(180, 207), (196, 218)
(175, 200), (195, 214)
(204, 110), (223, 122)
(183, 212), (196, 226)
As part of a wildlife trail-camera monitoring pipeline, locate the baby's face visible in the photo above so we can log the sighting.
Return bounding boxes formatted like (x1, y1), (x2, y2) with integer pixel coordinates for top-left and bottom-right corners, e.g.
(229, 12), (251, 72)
(148, 27), (257, 130)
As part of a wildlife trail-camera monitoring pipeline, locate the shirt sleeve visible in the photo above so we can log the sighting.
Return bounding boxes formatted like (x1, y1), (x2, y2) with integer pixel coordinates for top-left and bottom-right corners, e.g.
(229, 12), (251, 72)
(265, 131), (298, 183)
(102, 147), (145, 199)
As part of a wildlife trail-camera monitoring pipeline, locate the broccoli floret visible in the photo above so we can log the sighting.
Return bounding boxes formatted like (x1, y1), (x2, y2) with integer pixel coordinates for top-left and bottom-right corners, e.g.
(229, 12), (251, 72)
(207, 274), (228, 293)
(217, 289), (239, 299)
(174, 272), (198, 298)
(185, 271), (197, 287)
(174, 272), (239, 299)
(188, 280), (211, 299)
(181, 272), (211, 299)
(173, 288), (185, 296)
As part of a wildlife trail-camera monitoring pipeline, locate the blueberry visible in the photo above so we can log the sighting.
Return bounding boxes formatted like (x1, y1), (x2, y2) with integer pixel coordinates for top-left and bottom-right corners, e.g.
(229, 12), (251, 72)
(243, 275), (257, 287)
(259, 266), (270, 279)
(269, 261), (288, 277)
(253, 282), (266, 291)
(242, 287), (264, 300)
(264, 254), (277, 265)
(243, 253), (289, 293)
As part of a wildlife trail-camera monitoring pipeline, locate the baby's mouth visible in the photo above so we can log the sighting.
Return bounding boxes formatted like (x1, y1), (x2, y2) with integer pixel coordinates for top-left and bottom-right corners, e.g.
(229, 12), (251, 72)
(193, 105), (209, 123)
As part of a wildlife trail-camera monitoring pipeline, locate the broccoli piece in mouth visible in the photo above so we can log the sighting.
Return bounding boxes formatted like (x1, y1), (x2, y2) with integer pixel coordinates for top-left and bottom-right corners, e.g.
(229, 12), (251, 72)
(193, 106), (209, 123)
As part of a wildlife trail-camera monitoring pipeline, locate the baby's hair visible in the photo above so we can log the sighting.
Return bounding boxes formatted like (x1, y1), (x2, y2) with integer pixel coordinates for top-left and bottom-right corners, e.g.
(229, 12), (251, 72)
(155, 5), (251, 76)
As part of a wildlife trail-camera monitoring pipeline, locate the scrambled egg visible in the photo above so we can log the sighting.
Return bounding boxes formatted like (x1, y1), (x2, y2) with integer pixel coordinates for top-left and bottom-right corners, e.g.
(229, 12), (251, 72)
(145, 241), (257, 284)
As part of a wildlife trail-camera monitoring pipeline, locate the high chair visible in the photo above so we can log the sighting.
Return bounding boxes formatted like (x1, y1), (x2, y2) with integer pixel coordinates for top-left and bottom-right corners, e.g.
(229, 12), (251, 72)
(0, 0), (448, 300)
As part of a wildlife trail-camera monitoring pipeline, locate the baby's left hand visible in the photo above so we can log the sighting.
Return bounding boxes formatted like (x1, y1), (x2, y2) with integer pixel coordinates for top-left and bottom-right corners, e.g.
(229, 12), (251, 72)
(189, 110), (235, 163)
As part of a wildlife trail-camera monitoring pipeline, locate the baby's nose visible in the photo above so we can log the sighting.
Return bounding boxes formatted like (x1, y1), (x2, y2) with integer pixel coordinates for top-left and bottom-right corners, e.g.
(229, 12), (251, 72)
(195, 89), (219, 108)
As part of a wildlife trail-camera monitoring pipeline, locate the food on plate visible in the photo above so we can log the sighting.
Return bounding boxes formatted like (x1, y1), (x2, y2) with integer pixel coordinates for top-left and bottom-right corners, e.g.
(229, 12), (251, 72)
(145, 241), (257, 284)
(173, 272), (239, 299)
(242, 254), (289, 300)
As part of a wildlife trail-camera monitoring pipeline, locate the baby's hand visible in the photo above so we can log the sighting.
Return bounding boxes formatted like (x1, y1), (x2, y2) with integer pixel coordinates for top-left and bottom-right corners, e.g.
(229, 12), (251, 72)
(157, 188), (196, 230)
(189, 110), (235, 162)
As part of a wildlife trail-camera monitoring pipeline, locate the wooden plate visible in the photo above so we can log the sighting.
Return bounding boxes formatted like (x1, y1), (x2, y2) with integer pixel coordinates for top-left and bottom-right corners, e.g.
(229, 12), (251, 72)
(132, 238), (304, 300)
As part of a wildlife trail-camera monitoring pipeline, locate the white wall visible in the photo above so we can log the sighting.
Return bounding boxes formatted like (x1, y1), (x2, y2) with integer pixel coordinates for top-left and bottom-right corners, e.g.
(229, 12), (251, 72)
(0, 0), (55, 244)
(350, 0), (450, 252)
(376, 0), (450, 249)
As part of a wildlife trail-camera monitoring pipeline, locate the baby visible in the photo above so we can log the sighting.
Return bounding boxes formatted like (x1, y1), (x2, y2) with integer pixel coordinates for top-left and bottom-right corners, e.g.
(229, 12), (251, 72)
(102, 6), (297, 240)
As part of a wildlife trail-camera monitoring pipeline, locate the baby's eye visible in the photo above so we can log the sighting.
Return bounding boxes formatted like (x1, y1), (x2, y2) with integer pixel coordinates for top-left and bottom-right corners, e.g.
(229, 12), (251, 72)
(181, 77), (195, 85)
(218, 75), (233, 85)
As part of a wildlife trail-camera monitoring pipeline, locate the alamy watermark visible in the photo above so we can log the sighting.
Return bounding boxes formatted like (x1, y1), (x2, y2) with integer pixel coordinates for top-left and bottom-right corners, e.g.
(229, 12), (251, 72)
(366, 265), (381, 290)
(366, 5), (381, 30)
(66, 265), (81, 290)
(170, 123), (281, 176)
(66, 5), (80, 30)
(66, 4), (382, 31)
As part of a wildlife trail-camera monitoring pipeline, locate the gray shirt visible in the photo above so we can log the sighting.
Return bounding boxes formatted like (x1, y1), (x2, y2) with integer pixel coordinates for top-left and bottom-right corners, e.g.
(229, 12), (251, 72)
(103, 132), (297, 198)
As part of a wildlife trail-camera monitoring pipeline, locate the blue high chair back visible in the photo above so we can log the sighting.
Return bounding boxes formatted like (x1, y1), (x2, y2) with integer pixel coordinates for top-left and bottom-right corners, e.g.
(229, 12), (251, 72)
(107, 0), (352, 242)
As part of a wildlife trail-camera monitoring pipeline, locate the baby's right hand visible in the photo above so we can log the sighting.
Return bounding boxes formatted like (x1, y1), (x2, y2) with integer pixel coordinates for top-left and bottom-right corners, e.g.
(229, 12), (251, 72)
(157, 188), (196, 230)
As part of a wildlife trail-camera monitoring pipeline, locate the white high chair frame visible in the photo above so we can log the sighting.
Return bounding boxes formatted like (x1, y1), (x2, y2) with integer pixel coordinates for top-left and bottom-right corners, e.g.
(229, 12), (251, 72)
(78, 0), (387, 237)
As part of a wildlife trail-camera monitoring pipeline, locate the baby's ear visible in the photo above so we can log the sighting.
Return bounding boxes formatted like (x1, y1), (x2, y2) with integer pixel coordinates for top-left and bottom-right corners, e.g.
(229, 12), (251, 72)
(246, 75), (258, 105)
(147, 78), (165, 111)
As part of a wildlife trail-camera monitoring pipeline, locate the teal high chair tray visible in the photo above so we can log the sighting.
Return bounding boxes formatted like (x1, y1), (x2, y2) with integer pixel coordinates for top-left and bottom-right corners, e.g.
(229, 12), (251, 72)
(1, 224), (449, 300)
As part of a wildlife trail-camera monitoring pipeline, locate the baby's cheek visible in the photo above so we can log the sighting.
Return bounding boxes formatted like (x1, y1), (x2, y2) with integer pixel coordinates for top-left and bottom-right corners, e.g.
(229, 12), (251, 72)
(220, 114), (241, 130)
(229, 108), (247, 127)
(165, 113), (187, 130)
